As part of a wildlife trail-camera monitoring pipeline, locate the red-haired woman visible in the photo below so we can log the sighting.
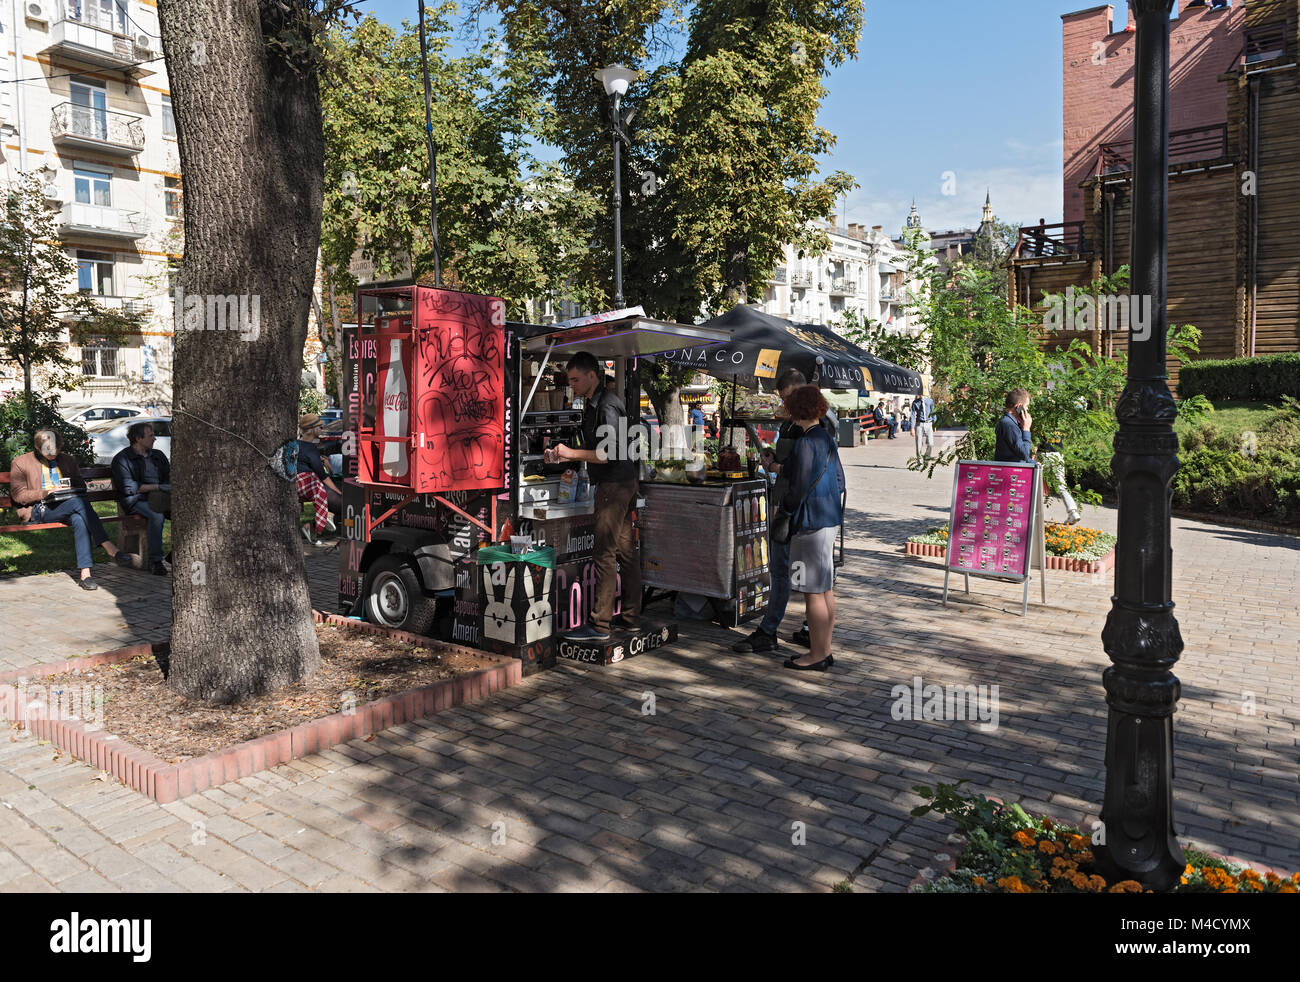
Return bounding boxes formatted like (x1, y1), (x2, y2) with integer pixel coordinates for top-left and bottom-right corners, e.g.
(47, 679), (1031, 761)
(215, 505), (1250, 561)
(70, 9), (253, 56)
(779, 385), (845, 671)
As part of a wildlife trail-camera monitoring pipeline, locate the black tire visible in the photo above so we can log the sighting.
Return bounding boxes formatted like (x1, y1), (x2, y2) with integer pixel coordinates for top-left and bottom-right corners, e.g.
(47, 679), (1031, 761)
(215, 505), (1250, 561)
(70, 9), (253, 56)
(362, 554), (438, 636)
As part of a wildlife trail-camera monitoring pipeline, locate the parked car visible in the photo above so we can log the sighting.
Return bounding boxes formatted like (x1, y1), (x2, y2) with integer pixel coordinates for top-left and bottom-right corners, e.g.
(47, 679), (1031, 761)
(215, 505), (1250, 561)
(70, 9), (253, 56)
(61, 404), (147, 426)
(86, 416), (172, 466)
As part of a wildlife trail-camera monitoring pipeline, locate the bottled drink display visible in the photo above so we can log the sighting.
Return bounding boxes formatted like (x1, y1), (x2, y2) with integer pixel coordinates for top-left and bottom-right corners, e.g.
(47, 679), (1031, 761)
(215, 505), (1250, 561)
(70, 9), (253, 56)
(380, 336), (410, 480)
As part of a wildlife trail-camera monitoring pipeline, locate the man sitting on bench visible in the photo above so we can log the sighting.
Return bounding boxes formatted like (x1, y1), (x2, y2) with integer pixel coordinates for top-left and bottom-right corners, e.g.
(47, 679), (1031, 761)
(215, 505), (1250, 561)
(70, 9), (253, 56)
(111, 420), (172, 575)
(9, 429), (136, 590)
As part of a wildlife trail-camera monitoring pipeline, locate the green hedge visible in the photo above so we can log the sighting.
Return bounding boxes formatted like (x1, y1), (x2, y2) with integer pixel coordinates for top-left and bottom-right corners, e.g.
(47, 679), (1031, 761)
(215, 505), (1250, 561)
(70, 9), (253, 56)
(1178, 353), (1300, 402)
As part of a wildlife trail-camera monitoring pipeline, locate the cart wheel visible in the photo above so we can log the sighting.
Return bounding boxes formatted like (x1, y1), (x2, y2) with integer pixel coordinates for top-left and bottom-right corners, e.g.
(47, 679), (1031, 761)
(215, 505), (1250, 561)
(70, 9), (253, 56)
(363, 555), (438, 636)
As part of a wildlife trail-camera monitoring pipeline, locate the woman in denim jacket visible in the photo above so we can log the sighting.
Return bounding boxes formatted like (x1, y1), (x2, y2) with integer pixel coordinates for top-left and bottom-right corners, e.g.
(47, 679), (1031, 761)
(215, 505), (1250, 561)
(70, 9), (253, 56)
(780, 386), (846, 671)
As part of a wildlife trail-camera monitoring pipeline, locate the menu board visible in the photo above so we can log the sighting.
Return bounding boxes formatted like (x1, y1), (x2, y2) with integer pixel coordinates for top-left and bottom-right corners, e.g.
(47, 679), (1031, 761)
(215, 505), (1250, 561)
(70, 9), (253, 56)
(947, 462), (1038, 580)
(731, 480), (772, 625)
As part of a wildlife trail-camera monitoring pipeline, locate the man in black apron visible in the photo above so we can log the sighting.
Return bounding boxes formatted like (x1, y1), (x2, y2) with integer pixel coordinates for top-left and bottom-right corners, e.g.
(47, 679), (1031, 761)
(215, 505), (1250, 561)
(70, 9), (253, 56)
(549, 351), (642, 642)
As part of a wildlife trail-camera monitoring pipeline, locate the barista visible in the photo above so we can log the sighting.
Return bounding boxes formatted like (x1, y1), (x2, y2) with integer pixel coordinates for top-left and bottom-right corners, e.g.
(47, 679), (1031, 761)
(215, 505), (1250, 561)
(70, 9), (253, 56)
(548, 351), (642, 641)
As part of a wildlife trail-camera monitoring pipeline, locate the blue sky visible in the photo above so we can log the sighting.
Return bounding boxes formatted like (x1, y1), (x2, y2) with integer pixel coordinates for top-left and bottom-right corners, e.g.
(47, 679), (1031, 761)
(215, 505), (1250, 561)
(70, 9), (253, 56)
(359, 1), (1139, 236)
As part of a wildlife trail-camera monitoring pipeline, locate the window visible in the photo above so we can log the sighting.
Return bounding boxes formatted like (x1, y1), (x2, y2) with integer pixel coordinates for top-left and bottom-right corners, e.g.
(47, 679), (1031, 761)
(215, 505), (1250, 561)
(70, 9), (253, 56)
(1245, 23), (1286, 64)
(77, 250), (114, 296)
(161, 95), (175, 138)
(69, 0), (128, 35)
(165, 177), (182, 219)
(74, 168), (112, 207)
(69, 78), (109, 142)
(81, 346), (120, 378)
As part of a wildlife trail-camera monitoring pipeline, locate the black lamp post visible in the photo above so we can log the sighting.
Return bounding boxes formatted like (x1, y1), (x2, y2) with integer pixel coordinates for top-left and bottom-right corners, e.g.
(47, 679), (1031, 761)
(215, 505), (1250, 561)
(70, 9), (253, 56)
(595, 64), (638, 309)
(1096, 0), (1184, 891)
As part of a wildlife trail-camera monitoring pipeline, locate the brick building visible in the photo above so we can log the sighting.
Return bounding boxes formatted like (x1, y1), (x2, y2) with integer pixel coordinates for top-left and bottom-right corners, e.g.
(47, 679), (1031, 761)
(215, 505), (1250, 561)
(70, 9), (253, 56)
(1010, 0), (1300, 379)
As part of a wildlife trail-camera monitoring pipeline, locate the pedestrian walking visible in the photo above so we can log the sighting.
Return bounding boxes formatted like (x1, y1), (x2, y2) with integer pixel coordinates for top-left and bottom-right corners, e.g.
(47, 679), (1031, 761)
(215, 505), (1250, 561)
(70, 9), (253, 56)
(911, 391), (936, 460)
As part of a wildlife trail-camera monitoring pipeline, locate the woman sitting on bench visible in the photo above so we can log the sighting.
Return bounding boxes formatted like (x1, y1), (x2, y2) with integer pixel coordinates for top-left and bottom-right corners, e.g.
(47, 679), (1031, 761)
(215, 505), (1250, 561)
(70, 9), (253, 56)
(8, 429), (137, 590)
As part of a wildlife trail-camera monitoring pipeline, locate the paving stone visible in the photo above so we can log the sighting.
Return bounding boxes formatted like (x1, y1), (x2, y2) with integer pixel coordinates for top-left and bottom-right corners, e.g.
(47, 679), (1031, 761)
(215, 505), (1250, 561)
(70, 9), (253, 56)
(0, 438), (1296, 892)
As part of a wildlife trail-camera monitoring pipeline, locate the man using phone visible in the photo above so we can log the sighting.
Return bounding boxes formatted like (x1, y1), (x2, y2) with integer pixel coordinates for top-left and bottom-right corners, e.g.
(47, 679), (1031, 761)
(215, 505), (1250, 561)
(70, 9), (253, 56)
(994, 388), (1034, 463)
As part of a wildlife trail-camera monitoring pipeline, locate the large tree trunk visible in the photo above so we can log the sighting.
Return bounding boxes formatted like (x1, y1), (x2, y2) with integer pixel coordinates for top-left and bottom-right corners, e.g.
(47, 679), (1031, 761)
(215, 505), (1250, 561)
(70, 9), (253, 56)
(160, 0), (321, 702)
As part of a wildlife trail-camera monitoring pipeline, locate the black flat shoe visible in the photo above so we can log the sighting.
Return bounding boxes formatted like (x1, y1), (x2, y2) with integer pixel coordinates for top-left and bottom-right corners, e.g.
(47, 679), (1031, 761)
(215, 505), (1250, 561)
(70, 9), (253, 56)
(790, 627), (810, 647)
(79, 576), (99, 591)
(783, 654), (833, 671)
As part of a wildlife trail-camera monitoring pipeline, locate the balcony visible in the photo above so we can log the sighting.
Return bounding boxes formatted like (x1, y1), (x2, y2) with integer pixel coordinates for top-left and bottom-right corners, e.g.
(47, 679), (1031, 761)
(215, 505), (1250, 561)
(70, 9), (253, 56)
(42, 7), (158, 77)
(828, 278), (856, 296)
(789, 271), (812, 287)
(61, 202), (149, 241)
(1013, 221), (1087, 260)
(768, 267), (788, 284)
(1097, 124), (1229, 176)
(51, 103), (145, 157)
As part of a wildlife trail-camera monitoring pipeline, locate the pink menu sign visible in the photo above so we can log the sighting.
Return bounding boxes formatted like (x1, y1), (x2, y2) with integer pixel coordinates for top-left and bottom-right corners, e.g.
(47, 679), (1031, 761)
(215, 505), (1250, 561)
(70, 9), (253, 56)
(947, 462), (1037, 579)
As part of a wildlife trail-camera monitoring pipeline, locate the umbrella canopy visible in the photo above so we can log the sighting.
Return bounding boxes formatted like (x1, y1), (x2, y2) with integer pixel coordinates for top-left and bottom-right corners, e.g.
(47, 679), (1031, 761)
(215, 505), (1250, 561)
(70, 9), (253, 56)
(655, 305), (923, 395)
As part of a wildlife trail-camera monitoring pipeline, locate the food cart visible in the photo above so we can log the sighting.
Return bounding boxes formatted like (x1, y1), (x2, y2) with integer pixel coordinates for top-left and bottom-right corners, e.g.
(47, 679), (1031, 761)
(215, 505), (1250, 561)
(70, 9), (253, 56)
(336, 287), (729, 671)
(639, 304), (925, 618)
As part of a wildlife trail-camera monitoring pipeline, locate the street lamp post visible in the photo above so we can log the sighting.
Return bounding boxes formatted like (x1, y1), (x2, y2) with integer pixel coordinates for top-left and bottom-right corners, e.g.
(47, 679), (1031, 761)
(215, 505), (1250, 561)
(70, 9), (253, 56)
(595, 64), (638, 309)
(1096, 0), (1184, 891)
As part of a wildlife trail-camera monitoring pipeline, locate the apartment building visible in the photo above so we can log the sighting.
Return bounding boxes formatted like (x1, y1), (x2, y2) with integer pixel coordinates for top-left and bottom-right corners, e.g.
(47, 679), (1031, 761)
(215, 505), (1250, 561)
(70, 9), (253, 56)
(757, 220), (918, 336)
(2, 0), (179, 408)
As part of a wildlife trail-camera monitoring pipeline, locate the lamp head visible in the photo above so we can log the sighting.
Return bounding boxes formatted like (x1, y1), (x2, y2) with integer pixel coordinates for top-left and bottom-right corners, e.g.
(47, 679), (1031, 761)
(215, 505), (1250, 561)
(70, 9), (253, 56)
(594, 63), (638, 99)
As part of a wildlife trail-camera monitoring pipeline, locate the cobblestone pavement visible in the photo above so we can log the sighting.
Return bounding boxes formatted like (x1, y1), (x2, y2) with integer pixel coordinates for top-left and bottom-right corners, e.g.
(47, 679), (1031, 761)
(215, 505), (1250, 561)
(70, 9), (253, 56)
(0, 432), (1296, 892)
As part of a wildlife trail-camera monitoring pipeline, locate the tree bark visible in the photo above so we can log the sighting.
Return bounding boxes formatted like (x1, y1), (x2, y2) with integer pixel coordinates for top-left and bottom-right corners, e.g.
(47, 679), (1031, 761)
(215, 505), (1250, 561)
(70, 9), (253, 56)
(723, 239), (748, 306)
(160, 0), (322, 702)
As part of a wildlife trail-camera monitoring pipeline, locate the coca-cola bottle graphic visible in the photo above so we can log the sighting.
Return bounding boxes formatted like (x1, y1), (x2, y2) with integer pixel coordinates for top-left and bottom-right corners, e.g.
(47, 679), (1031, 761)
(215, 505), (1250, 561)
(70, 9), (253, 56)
(380, 336), (409, 480)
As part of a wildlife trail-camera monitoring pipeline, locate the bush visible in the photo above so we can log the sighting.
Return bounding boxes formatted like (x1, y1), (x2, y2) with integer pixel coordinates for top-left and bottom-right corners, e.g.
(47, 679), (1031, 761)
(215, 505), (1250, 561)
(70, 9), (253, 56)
(1170, 397), (1300, 523)
(1178, 353), (1300, 402)
(0, 391), (92, 471)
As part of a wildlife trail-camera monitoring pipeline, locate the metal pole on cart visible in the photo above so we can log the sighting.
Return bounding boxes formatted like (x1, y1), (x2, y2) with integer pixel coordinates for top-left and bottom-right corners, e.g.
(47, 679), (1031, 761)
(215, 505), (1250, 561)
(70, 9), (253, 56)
(417, 0), (442, 287)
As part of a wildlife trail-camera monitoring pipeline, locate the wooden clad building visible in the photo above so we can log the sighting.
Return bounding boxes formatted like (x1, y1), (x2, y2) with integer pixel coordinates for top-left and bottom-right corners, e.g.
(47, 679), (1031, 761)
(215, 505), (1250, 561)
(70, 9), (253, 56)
(1011, 0), (1300, 386)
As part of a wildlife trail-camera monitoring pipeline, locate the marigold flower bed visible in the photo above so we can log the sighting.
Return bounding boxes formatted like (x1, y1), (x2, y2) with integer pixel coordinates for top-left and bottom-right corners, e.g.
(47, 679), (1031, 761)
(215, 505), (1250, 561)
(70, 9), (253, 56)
(906, 522), (1117, 573)
(908, 781), (1297, 894)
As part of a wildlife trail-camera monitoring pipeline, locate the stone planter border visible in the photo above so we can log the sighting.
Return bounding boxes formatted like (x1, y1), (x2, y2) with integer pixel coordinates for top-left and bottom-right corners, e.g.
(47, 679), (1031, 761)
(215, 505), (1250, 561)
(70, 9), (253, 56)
(0, 612), (519, 804)
(905, 541), (1117, 575)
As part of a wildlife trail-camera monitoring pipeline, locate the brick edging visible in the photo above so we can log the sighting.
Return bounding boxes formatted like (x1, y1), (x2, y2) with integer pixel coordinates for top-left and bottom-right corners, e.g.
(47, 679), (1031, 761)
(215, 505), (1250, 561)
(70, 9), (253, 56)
(904, 541), (1116, 574)
(0, 612), (519, 804)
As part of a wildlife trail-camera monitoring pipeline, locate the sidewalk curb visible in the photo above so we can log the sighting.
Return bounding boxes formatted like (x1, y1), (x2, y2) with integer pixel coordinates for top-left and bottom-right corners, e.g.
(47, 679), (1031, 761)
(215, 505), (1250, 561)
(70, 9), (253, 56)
(0, 612), (520, 804)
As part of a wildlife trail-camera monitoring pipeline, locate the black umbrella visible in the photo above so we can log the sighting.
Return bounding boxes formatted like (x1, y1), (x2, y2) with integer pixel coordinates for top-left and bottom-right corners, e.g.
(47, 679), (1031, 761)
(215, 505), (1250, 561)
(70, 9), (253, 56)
(655, 305), (923, 395)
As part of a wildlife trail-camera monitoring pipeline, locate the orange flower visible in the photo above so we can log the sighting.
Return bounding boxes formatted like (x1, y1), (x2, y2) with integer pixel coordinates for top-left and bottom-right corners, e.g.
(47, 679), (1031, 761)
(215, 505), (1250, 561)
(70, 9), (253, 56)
(1012, 830), (1036, 848)
(971, 876), (986, 887)
(1038, 840), (1061, 855)
(1108, 879), (1142, 893)
(1089, 874), (1110, 892)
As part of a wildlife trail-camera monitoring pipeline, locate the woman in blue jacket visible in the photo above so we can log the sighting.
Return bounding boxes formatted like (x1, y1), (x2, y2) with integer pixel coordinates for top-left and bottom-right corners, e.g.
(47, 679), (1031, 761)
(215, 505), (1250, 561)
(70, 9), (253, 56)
(780, 386), (846, 671)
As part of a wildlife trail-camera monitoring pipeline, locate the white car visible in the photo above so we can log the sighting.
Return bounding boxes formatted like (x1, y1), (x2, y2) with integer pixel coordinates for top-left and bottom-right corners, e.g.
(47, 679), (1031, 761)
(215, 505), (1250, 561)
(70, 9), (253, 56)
(86, 416), (172, 466)
(62, 404), (148, 427)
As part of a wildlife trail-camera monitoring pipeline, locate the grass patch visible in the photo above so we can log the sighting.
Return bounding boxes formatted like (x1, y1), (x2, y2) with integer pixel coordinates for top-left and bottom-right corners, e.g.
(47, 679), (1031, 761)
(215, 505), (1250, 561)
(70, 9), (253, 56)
(0, 500), (171, 577)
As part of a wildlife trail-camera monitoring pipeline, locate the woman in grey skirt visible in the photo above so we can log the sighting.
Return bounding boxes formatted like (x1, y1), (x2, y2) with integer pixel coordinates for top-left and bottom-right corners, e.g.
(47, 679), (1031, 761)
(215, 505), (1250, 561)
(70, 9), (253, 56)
(780, 386), (846, 671)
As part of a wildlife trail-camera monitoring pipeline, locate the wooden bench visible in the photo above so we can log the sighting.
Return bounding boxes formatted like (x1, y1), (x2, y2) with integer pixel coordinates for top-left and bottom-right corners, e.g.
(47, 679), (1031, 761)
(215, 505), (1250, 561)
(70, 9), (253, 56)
(858, 416), (891, 439)
(0, 464), (150, 564)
